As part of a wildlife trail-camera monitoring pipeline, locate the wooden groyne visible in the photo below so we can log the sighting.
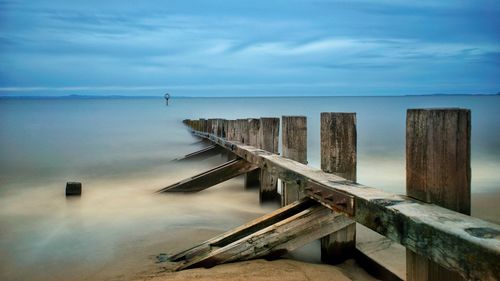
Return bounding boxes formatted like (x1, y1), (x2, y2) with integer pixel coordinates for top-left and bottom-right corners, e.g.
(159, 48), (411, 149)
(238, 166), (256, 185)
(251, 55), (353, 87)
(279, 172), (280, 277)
(160, 109), (500, 281)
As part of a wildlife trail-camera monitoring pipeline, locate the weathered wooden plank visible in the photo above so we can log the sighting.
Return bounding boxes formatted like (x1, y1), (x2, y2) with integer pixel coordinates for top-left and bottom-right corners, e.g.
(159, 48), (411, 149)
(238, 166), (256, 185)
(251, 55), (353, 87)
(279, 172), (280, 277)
(282, 116), (307, 206)
(156, 158), (258, 193)
(174, 145), (222, 161)
(170, 199), (352, 271)
(406, 109), (471, 281)
(258, 117), (280, 202)
(320, 112), (357, 264)
(188, 128), (500, 281)
(169, 199), (316, 263)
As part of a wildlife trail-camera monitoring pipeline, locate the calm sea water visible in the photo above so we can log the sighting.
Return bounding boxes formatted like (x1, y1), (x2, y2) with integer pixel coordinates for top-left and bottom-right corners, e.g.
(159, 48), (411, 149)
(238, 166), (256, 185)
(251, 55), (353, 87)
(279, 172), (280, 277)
(0, 96), (499, 280)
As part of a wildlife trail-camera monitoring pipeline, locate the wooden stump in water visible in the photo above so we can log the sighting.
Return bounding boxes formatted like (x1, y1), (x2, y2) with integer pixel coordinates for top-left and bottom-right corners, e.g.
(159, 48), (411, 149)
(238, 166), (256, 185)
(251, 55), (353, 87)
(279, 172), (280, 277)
(66, 182), (82, 196)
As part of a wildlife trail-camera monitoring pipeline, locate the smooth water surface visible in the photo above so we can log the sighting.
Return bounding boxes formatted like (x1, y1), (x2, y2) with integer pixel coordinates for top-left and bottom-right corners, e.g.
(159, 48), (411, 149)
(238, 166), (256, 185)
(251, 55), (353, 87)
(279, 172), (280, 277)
(1, 96), (499, 280)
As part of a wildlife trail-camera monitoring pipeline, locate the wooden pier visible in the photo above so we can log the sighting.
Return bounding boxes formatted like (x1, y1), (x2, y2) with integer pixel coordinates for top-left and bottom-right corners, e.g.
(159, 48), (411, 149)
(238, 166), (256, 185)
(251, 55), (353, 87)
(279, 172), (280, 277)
(160, 109), (500, 281)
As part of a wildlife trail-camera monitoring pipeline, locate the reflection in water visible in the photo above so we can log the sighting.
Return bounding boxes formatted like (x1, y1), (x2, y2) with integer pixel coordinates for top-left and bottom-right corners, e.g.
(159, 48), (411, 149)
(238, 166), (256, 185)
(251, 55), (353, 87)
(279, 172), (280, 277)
(0, 96), (499, 280)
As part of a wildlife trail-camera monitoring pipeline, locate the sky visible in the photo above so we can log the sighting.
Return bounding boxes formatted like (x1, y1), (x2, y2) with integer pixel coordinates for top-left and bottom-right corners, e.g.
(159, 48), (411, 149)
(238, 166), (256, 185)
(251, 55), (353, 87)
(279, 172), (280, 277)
(0, 0), (499, 97)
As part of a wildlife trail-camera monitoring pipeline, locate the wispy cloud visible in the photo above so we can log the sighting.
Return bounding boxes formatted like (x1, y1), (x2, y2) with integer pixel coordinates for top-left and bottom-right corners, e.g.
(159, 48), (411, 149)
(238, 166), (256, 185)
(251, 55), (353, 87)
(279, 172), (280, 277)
(0, 0), (498, 96)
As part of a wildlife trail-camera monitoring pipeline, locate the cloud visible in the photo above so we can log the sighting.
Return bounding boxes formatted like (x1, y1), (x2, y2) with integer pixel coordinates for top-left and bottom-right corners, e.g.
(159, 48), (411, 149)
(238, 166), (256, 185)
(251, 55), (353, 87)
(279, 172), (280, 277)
(0, 0), (499, 96)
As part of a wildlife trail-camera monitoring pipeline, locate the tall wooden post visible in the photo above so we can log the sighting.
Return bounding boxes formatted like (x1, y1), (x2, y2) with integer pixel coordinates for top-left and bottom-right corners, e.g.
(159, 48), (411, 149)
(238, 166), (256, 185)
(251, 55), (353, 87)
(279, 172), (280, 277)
(320, 112), (357, 264)
(245, 119), (261, 188)
(406, 108), (470, 281)
(227, 120), (235, 141)
(218, 119), (226, 138)
(259, 117), (279, 203)
(234, 119), (242, 143)
(207, 119), (216, 134)
(199, 119), (207, 133)
(225, 120), (237, 160)
(237, 119), (249, 144)
(282, 116), (307, 206)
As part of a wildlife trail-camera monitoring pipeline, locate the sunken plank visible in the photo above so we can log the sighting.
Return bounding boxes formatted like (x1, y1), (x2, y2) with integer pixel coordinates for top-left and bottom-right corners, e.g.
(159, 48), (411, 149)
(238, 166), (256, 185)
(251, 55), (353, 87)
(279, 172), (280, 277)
(189, 129), (500, 281)
(156, 158), (258, 193)
(174, 145), (222, 161)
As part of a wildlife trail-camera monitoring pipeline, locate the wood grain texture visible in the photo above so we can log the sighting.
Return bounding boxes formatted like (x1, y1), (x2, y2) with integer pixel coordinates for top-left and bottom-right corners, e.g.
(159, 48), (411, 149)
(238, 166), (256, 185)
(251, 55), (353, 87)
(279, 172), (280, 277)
(282, 116), (307, 206)
(406, 108), (471, 281)
(320, 112), (357, 182)
(258, 118), (279, 153)
(320, 112), (357, 264)
(185, 126), (500, 281)
(406, 109), (471, 214)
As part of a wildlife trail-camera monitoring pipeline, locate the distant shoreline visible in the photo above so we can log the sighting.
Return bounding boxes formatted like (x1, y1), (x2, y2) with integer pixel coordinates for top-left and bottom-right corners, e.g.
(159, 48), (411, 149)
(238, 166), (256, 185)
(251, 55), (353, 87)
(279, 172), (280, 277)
(0, 93), (499, 99)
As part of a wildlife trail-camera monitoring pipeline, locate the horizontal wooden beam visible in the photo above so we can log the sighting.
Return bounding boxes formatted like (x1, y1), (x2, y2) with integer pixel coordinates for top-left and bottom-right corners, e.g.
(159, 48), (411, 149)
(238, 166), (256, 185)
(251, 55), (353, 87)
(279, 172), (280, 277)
(188, 129), (500, 281)
(168, 198), (352, 271)
(156, 158), (258, 193)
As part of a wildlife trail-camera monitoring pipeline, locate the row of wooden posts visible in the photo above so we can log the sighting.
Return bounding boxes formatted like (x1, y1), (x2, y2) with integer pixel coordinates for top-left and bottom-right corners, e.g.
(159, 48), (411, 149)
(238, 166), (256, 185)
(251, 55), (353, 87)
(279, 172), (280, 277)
(181, 109), (497, 281)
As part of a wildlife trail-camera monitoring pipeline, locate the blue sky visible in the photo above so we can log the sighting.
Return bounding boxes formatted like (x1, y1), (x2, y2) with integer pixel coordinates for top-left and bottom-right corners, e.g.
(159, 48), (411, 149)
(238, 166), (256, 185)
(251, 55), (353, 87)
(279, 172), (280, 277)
(0, 0), (499, 96)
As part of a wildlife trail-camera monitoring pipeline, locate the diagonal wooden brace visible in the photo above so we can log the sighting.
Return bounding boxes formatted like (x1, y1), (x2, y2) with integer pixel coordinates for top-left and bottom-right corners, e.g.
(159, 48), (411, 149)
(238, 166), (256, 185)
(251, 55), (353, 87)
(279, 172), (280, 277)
(174, 145), (224, 161)
(167, 198), (353, 271)
(156, 158), (258, 193)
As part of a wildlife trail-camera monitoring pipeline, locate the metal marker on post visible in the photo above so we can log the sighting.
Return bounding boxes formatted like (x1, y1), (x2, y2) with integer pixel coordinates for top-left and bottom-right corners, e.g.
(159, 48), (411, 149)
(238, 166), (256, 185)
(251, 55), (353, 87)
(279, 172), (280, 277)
(164, 93), (171, 106)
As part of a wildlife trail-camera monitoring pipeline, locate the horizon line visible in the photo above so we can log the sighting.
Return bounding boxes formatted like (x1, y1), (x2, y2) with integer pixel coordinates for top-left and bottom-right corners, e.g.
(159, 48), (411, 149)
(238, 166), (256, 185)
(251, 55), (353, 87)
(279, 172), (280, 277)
(1, 93), (499, 99)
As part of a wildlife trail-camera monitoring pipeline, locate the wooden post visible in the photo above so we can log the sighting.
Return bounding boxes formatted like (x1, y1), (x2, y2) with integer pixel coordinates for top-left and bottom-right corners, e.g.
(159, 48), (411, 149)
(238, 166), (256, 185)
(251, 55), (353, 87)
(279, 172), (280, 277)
(218, 119), (226, 138)
(208, 119), (216, 134)
(281, 116), (307, 206)
(237, 119), (249, 144)
(406, 108), (470, 281)
(226, 120), (237, 160)
(245, 119), (261, 188)
(227, 120), (235, 141)
(320, 112), (357, 264)
(223, 120), (228, 139)
(259, 117), (279, 203)
(213, 118), (219, 135)
(199, 119), (207, 133)
(247, 119), (260, 147)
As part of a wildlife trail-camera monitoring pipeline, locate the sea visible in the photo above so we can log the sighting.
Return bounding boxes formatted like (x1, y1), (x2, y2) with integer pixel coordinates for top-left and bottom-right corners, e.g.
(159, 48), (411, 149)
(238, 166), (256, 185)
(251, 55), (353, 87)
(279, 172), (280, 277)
(1, 96), (499, 280)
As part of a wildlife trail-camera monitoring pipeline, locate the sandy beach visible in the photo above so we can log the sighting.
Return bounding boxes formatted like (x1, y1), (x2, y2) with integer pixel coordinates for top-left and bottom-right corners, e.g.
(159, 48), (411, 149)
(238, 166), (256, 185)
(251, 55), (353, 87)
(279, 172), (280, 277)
(140, 259), (378, 281)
